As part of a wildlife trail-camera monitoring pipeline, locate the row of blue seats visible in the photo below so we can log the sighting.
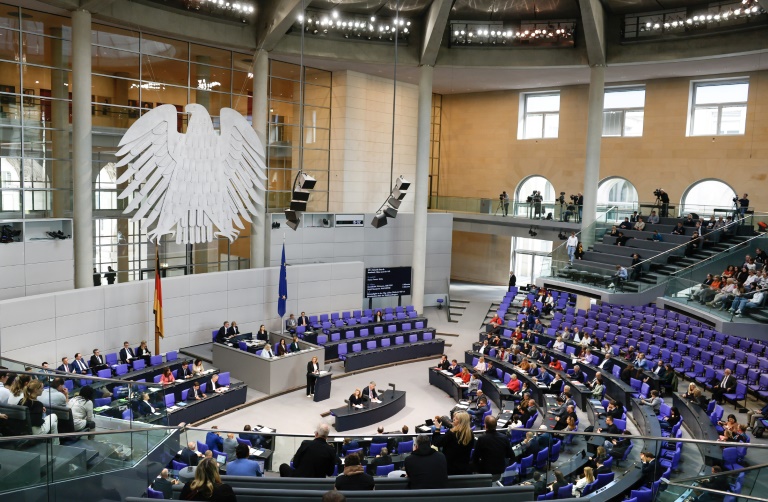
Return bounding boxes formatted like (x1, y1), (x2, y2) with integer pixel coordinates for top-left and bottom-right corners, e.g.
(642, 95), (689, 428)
(337, 331), (436, 359)
(316, 321), (428, 345)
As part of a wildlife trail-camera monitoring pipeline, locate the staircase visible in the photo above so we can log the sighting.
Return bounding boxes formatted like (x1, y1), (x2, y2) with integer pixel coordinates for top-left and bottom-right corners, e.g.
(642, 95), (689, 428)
(448, 298), (467, 323)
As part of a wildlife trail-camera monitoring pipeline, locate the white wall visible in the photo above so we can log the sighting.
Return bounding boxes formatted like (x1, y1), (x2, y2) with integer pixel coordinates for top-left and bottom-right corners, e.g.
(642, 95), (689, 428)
(269, 213), (452, 297)
(329, 70), (418, 214)
(0, 262), (364, 366)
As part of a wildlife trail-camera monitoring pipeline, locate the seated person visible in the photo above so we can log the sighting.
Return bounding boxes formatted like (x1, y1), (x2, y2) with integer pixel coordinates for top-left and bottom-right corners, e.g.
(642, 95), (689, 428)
(137, 392), (161, 416)
(119, 341), (137, 364)
(228, 321), (240, 336)
(209, 374), (227, 393)
(618, 218), (632, 230)
(89, 349), (108, 373)
(474, 357), (488, 374)
(335, 452), (374, 491)
(458, 366), (472, 384)
(289, 335), (301, 352)
(68, 385), (95, 432)
(349, 388), (365, 409)
(191, 381), (206, 400)
(240, 425), (265, 448)
(159, 367), (175, 385)
(286, 313), (298, 332)
(447, 359), (461, 375)
(276, 339), (289, 356)
(362, 382), (381, 403)
(633, 217), (646, 231)
(137, 341), (152, 363)
(261, 344), (275, 358)
(366, 447), (393, 475)
(192, 359), (205, 376)
(226, 443), (263, 477)
(215, 321), (232, 344)
(178, 361), (193, 379)
(467, 396), (490, 427)
(672, 222), (686, 235)
(256, 324), (269, 340)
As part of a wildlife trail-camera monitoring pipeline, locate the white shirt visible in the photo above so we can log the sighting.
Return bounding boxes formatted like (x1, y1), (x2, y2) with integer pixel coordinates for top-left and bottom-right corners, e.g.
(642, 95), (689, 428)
(567, 235), (578, 247)
(0, 383), (10, 404)
(262, 349), (275, 358)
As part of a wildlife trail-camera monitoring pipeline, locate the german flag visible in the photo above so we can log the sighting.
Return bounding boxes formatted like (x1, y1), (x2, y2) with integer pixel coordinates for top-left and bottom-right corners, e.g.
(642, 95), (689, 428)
(153, 247), (164, 346)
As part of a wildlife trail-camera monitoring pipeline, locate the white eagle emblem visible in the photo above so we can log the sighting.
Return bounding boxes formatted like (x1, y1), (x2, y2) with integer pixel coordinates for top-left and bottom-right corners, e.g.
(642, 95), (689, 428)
(115, 104), (267, 244)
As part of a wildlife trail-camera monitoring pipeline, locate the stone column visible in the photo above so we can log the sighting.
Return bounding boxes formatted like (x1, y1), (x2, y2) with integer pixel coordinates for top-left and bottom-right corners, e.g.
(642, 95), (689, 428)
(71, 10), (93, 288)
(50, 32), (70, 218)
(251, 49), (269, 268)
(411, 65), (433, 312)
(580, 65), (605, 249)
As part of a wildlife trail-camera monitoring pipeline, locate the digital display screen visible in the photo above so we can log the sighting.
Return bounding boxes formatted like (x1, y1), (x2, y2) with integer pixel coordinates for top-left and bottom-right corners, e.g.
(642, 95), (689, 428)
(365, 267), (412, 298)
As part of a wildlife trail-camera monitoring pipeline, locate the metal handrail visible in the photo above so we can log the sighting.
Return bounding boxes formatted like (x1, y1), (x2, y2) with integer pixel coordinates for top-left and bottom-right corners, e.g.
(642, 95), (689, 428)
(670, 229), (767, 277)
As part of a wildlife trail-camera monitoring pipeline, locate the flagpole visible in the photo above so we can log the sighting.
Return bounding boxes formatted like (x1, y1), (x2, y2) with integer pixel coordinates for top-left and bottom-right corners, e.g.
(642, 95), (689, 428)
(155, 246), (160, 355)
(281, 233), (286, 334)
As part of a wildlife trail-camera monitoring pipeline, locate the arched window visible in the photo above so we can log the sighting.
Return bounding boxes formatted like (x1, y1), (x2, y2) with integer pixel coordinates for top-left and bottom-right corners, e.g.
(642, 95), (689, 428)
(515, 175), (555, 218)
(597, 177), (637, 209)
(95, 163), (117, 210)
(681, 179), (736, 217)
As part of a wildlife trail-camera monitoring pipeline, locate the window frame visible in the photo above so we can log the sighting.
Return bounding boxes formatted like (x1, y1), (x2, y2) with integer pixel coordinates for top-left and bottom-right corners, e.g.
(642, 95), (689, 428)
(687, 78), (749, 137)
(602, 86), (646, 138)
(518, 91), (561, 140)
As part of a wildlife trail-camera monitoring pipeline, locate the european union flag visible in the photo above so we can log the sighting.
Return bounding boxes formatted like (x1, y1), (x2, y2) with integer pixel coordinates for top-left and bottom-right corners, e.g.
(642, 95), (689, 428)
(278, 243), (287, 318)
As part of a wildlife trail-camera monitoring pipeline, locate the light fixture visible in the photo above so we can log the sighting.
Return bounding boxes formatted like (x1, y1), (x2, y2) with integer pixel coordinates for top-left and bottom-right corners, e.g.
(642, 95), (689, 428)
(297, 9), (410, 43)
(284, 170), (316, 231)
(371, 176), (410, 229)
(285, 219), (300, 231)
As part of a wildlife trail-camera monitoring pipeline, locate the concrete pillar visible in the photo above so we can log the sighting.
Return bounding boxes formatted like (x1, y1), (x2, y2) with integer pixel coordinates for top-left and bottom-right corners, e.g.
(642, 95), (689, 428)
(50, 31), (70, 218)
(251, 50), (269, 268)
(411, 65), (433, 313)
(72, 10), (93, 288)
(580, 65), (605, 249)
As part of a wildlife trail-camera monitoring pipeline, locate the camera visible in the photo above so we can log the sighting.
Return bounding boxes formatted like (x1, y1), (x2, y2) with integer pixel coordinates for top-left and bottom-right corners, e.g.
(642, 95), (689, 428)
(653, 189), (663, 197)
(526, 190), (541, 203)
(570, 194), (579, 203)
(558, 192), (566, 204)
(500, 193), (505, 201)
(733, 196), (739, 203)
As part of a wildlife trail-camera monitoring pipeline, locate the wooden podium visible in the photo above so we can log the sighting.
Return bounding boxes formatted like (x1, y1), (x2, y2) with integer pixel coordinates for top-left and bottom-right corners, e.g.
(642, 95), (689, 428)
(313, 372), (332, 402)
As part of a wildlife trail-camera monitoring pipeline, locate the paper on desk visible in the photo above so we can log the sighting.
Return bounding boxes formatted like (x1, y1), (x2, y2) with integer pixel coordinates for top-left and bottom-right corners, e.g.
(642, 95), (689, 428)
(441, 370), (453, 376)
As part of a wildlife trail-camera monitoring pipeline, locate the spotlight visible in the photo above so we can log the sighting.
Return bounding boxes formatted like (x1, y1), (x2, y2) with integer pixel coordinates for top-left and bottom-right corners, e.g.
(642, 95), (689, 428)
(298, 172), (316, 190)
(285, 209), (301, 221)
(387, 196), (402, 209)
(383, 206), (398, 218)
(285, 218), (300, 231)
(393, 175), (411, 200)
(292, 190), (310, 202)
(371, 213), (388, 228)
(290, 200), (308, 211)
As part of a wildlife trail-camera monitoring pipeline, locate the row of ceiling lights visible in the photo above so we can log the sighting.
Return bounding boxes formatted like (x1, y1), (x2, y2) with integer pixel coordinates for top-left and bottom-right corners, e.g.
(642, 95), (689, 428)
(641, 0), (764, 31)
(297, 10), (411, 40)
(198, 0), (254, 14)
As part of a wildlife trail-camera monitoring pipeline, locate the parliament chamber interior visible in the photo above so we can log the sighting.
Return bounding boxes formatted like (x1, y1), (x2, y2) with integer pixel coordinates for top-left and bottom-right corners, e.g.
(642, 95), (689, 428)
(0, 0), (767, 501)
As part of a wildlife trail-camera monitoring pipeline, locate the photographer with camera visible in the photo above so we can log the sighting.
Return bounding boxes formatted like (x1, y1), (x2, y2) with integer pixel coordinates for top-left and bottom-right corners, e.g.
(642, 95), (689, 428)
(576, 193), (583, 223)
(500, 191), (510, 217)
(655, 189), (670, 218)
(736, 193), (749, 218)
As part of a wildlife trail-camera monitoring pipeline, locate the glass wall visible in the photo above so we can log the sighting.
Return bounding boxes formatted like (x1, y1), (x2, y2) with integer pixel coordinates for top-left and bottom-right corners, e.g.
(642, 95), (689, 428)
(266, 61), (331, 213)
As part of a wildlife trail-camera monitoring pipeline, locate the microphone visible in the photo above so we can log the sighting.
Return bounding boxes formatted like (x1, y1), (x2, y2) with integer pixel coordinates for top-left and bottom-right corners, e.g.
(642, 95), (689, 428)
(388, 383), (396, 399)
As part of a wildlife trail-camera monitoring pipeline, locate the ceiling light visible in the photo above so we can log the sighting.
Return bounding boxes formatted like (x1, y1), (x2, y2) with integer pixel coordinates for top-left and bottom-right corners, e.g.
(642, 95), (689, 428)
(331, 10), (338, 19)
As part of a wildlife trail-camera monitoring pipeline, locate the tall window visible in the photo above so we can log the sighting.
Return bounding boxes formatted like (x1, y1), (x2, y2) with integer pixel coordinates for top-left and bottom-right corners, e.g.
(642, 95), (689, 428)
(681, 179), (736, 216)
(603, 87), (645, 137)
(520, 92), (560, 139)
(688, 79), (749, 136)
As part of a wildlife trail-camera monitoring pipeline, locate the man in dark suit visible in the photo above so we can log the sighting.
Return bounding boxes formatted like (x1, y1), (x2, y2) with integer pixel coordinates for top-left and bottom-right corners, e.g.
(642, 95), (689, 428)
(570, 365), (586, 384)
(696, 465), (731, 501)
(178, 361), (193, 379)
(152, 468), (178, 498)
(215, 322), (231, 344)
(478, 340), (491, 355)
(595, 457), (612, 475)
(518, 432), (540, 461)
(597, 415), (621, 441)
(366, 446), (393, 475)
(711, 368), (736, 404)
(58, 357), (74, 374)
(553, 404), (577, 431)
(298, 312), (310, 328)
(547, 374), (563, 395)
(447, 359), (460, 375)
(71, 353), (89, 375)
(179, 441), (202, 467)
(436, 355), (450, 371)
(279, 423), (338, 477)
(89, 349), (108, 373)
(362, 382), (380, 403)
(119, 342), (136, 365)
(471, 416), (513, 481)
(227, 321), (240, 336)
(640, 451), (660, 486)
(205, 427), (224, 452)
(467, 396), (490, 427)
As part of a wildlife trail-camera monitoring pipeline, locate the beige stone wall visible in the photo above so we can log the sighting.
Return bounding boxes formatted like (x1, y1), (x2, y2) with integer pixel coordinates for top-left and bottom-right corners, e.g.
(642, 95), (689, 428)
(330, 70), (418, 213)
(439, 71), (768, 211)
(451, 231), (511, 285)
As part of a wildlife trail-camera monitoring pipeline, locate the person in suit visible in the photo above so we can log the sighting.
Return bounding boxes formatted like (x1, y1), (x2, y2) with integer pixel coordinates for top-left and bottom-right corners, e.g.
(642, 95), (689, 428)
(436, 355), (450, 371)
(137, 341), (152, 364)
(478, 340), (491, 355)
(640, 389), (662, 413)
(71, 353), (89, 375)
(206, 427), (224, 452)
(228, 321), (240, 336)
(289, 335), (301, 353)
(298, 312), (310, 328)
(349, 389), (365, 409)
(227, 443), (263, 477)
(553, 404), (577, 431)
(640, 451), (660, 486)
(104, 266), (117, 285)
(594, 457), (612, 475)
(119, 342), (136, 365)
(256, 325), (269, 341)
(222, 433), (238, 460)
(609, 431), (633, 459)
(136, 392), (158, 416)
(447, 359), (460, 375)
(261, 344), (275, 359)
(89, 349), (108, 373)
(472, 416), (513, 481)
(191, 381), (206, 400)
(240, 425), (265, 448)
(57, 357), (74, 374)
(215, 322), (231, 344)
(548, 470), (568, 495)
(279, 423), (339, 478)
(209, 374), (226, 393)
(467, 396), (490, 427)
(362, 381), (381, 403)
(178, 361), (193, 379)
(531, 471), (547, 499)
(711, 368), (737, 404)
(276, 339), (289, 356)
(286, 314), (298, 333)
(695, 465), (731, 501)
(152, 468), (178, 498)
(570, 365), (586, 384)
(366, 446), (393, 475)
(306, 356), (320, 397)
(373, 310), (384, 322)
(179, 441), (202, 467)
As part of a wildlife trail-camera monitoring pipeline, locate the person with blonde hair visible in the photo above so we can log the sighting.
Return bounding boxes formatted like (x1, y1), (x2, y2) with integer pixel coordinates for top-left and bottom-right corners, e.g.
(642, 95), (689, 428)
(432, 411), (475, 475)
(573, 466), (595, 496)
(179, 457), (236, 501)
(20, 380), (59, 439)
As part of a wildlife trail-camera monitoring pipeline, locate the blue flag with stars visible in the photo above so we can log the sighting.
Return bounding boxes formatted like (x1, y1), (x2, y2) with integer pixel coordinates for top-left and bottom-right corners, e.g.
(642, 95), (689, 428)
(278, 243), (287, 318)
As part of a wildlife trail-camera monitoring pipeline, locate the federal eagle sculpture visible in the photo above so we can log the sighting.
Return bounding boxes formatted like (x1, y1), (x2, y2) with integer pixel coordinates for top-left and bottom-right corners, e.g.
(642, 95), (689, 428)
(115, 104), (267, 244)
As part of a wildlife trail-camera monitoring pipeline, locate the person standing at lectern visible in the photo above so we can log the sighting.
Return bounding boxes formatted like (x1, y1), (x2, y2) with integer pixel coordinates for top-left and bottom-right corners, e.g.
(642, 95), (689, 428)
(363, 382), (381, 403)
(307, 356), (320, 397)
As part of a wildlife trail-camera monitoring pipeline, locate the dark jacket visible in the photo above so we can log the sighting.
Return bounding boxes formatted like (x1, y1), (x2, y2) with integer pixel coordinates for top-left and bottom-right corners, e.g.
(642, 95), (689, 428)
(404, 443), (448, 489)
(334, 466), (375, 491)
(179, 447), (201, 467)
(432, 429), (475, 475)
(367, 454), (393, 475)
(152, 477), (175, 499)
(205, 432), (224, 453)
(292, 438), (338, 478)
(641, 459), (660, 486)
(471, 430), (514, 475)
(179, 482), (236, 501)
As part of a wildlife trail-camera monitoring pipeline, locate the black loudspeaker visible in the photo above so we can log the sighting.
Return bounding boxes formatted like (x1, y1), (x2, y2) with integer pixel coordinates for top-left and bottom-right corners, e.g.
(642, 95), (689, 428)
(290, 201), (307, 211)
(383, 206), (398, 219)
(371, 214), (388, 228)
(286, 218), (301, 230)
